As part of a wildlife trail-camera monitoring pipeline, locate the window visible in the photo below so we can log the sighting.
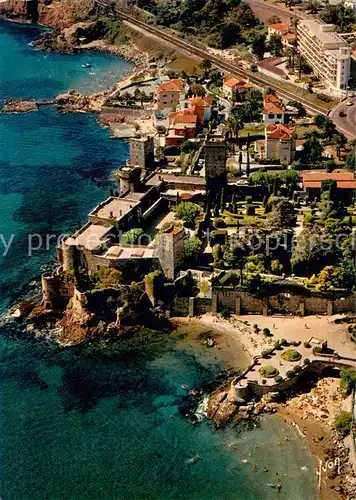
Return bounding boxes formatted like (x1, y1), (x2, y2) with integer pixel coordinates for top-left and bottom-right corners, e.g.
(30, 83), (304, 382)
(163, 101), (167, 104)
(269, 114), (274, 118)
(277, 114), (282, 118)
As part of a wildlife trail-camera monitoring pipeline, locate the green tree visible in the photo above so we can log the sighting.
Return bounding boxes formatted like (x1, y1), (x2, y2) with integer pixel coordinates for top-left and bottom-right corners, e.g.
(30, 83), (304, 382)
(334, 412), (352, 436)
(181, 140), (197, 154)
(302, 135), (323, 163)
(346, 151), (356, 172)
(268, 33), (283, 56)
(340, 369), (356, 395)
(266, 198), (297, 230)
(199, 59), (212, 77)
(122, 228), (144, 245)
(173, 202), (203, 228)
(288, 101), (307, 118)
(316, 266), (349, 290)
(190, 83), (206, 97)
(252, 33), (266, 60)
(94, 267), (123, 289)
(320, 4), (355, 32)
(184, 237), (203, 263)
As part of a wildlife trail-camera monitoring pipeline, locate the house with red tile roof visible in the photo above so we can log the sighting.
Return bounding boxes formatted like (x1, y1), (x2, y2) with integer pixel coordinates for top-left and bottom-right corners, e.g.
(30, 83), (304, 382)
(263, 94), (290, 124)
(222, 77), (252, 101)
(301, 171), (356, 202)
(268, 23), (295, 37)
(281, 32), (297, 48)
(154, 78), (186, 111)
(178, 95), (213, 123)
(255, 123), (295, 163)
(165, 111), (198, 146)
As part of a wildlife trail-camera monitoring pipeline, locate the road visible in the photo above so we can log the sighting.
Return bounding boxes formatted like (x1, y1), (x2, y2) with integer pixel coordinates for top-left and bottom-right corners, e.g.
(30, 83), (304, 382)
(245, 0), (305, 25)
(106, 6), (330, 115)
(329, 97), (356, 140)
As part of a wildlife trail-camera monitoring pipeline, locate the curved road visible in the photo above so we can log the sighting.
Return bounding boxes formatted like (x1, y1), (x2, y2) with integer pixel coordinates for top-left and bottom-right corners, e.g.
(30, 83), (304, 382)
(329, 97), (356, 140)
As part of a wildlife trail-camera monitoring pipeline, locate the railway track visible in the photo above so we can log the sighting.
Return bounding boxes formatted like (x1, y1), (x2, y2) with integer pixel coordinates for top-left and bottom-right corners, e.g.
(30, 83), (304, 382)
(109, 6), (328, 116)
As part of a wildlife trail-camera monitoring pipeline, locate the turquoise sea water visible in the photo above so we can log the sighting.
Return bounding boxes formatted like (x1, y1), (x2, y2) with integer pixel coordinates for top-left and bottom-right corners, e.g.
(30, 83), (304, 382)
(0, 20), (317, 500)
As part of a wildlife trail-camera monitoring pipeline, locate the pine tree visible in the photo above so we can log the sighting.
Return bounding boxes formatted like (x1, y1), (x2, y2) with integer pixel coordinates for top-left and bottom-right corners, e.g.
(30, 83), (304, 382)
(246, 151), (250, 177)
(238, 150), (243, 176)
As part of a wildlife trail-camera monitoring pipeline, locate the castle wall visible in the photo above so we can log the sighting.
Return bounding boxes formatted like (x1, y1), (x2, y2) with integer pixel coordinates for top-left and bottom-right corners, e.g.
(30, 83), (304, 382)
(185, 290), (356, 317)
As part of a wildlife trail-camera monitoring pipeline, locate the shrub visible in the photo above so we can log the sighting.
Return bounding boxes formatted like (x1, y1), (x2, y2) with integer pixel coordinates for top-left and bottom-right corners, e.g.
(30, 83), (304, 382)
(340, 369), (356, 395)
(281, 349), (302, 362)
(200, 280), (209, 296)
(173, 202), (203, 228)
(293, 365), (302, 374)
(274, 375), (283, 383)
(121, 228), (144, 245)
(261, 349), (272, 358)
(245, 196), (253, 204)
(259, 365), (279, 378)
(246, 204), (255, 216)
(261, 379), (267, 385)
(286, 370), (294, 378)
(253, 324), (258, 330)
(334, 412), (352, 436)
(313, 346), (322, 355)
(214, 218), (226, 228)
(262, 328), (271, 337)
(94, 267), (123, 289)
(279, 338), (288, 347)
(304, 358), (310, 365)
(304, 342), (311, 349)
(221, 308), (231, 319)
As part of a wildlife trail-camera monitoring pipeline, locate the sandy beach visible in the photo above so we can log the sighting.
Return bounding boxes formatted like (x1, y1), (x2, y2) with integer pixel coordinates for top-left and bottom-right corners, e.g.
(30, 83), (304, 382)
(174, 313), (356, 500)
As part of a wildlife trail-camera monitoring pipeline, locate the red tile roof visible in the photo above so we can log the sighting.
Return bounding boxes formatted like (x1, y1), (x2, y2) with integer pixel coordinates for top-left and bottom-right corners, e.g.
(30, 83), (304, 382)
(224, 77), (250, 89)
(302, 172), (356, 189)
(263, 93), (285, 114)
(157, 78), (185, 92)
(269, 23), (294, 32)
(266, 123), (293, 140)
(172, 113), (198, 124)
(190, 96), (213, 107)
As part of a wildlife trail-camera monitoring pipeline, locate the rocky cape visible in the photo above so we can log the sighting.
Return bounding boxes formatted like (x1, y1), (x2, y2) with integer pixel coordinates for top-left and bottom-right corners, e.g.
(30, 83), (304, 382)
(0, 0), (146, 65)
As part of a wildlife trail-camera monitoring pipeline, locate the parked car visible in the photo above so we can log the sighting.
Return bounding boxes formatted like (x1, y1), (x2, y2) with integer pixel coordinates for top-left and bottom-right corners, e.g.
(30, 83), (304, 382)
(346, 101), (354, 106)
(339, 111), (347, 117)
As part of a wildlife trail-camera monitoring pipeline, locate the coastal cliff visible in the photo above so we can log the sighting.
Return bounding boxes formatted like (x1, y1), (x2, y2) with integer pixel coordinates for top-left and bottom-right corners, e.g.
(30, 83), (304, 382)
(0, 0), (146, 64)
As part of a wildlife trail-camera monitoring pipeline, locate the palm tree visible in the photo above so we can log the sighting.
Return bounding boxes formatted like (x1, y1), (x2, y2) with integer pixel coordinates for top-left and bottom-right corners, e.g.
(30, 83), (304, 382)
(200, 59), (212, 78)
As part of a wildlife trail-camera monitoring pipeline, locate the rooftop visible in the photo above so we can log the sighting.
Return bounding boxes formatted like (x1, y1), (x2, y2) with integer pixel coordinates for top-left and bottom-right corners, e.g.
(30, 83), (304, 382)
(104, 245), (156, 260)
(147, 173), (206, 187)
(66, 224), (112, 250)
(92, 197), (139, 220)
(259, 59), (287, 79)
(269, 23), (294, 32)
(266, 123), (293, 140)
(157, 78), (185, 93)
(302, 171), (356, 189)
(263, 93), (286, 114)
(299, 20), (349, 47)
(224, 77), (250, 89)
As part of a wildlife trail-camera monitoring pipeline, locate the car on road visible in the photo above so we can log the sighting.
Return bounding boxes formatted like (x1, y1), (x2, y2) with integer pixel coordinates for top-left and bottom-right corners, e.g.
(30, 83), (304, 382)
(349, 92), (355, 98)
(346, 101), (354, 106)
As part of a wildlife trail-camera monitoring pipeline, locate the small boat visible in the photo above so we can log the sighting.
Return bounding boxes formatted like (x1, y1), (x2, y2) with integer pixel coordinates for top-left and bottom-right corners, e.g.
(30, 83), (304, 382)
(82, 63), (91, 68)
(187, 455), (200, 465)
(241, 458), (248, 464)
(267, 483), (276, 488)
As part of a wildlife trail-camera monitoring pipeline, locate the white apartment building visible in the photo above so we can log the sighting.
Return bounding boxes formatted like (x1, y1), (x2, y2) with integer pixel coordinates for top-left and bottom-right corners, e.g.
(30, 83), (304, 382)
(297, 20), (351, 94)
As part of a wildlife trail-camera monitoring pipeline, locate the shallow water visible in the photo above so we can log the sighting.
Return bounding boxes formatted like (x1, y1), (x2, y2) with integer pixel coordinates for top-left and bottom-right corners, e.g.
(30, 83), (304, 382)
(0, 20), (318, 500)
